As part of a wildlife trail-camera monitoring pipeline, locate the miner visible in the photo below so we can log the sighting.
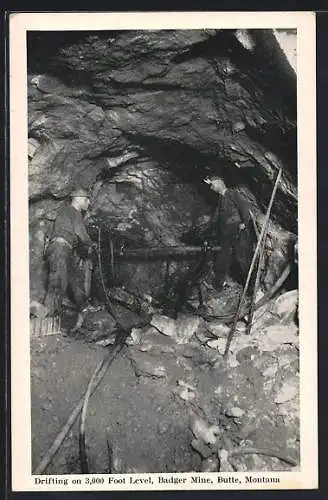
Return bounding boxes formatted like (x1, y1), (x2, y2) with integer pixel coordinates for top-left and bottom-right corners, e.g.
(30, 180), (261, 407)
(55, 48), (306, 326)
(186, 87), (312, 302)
(204, 176), (254, 290)
(43, 187), (96, 332)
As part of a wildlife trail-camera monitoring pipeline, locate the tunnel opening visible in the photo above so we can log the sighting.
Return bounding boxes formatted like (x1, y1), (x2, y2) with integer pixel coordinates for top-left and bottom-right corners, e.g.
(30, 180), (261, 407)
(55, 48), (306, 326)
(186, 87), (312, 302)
(28, 28), (300, 476)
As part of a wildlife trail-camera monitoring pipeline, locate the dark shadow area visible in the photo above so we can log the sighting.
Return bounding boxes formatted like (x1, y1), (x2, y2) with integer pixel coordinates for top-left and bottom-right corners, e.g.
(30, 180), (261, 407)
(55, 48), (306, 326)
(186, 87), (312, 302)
(27, 30), (123, 71)
(123, 131), (297, 232)
(245, 124), (297, 182)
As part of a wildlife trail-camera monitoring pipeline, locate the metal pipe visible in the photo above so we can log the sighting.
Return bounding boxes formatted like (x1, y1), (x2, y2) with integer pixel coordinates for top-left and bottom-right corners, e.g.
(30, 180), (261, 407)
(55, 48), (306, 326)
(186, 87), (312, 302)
(116, 245), (221, 260)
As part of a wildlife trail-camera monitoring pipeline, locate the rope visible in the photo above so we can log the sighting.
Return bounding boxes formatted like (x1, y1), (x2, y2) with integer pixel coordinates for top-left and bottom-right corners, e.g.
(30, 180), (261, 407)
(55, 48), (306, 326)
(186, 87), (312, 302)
(79, 341), (127, 473)
(228, 447), (298, 467)
(79, 227), (131, 473)
(33, 228), (130, 474)
(97, 226), (127, 331)
(33, 339), (126, 474)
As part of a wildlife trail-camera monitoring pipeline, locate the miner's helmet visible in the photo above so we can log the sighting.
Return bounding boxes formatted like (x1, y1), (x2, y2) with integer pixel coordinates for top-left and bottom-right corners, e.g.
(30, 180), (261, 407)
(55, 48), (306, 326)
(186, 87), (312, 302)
(71, 187), (90, 199)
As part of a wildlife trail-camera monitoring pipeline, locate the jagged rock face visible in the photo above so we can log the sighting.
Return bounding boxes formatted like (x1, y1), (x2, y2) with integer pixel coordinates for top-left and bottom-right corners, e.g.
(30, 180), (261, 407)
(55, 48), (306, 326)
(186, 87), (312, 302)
(28, 29), (297, 302)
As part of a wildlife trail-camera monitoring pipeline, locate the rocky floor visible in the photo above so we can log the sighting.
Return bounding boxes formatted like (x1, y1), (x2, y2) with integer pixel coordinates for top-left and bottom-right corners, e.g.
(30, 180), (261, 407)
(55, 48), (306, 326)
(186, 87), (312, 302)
(31, 284), (299, 474)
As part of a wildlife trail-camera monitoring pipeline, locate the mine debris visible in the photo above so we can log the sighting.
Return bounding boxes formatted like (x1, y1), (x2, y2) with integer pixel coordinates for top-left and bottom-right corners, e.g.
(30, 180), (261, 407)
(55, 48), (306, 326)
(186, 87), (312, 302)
(150, 313), (202, 344)
(30, 301), (63, 338)
(274, 289), (298, 323)
(190, 415), (221, 446)
(274, 378), (298, 404)
(200, 456), (220, 472)
(129, 351), (167, 379)
(176, 380), (197, 402)
(30, 300), (48, 319)
(225, 406), (246, 419)
(191, 438), (213, 459)
(30, 315), (61, 337)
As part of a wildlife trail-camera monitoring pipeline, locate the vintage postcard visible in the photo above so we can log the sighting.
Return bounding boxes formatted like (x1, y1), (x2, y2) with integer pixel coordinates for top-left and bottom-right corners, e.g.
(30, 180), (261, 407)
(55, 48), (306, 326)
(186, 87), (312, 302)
(10, 11), (317, 492)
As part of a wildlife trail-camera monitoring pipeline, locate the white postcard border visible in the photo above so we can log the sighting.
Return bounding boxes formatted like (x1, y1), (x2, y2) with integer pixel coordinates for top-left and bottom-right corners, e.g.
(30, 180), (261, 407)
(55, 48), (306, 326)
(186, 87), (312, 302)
(10, 11), (317, 491)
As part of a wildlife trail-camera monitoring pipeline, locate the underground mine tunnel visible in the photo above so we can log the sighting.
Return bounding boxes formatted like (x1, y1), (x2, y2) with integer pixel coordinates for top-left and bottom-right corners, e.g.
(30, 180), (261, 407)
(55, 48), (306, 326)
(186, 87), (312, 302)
(28, 29), (300, 475)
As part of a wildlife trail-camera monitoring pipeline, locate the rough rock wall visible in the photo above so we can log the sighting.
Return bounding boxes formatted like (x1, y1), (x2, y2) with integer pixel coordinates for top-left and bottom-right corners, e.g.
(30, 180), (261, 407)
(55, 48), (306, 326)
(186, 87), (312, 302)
(28, 29), (297, 302)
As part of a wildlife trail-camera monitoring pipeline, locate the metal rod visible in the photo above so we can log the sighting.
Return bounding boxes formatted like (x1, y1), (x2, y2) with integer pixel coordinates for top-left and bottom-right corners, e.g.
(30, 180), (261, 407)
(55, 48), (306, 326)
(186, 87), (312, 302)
(116, 245), (221, 260)
(249, 209), (260, 240)
(246, 209), (269, 335)
(223, 168), (283, 358)
(246, 240), (267, 336)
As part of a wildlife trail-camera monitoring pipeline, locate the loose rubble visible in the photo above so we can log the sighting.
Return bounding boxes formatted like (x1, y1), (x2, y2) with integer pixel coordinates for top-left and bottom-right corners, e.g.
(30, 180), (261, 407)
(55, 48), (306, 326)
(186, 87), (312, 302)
(144, 285), (298, 471)
(31, 278), (300, 473)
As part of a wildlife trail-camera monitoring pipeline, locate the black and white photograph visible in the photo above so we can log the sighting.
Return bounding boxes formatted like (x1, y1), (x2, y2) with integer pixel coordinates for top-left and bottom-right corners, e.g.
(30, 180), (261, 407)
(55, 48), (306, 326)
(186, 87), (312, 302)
(10, 12), (317, 491)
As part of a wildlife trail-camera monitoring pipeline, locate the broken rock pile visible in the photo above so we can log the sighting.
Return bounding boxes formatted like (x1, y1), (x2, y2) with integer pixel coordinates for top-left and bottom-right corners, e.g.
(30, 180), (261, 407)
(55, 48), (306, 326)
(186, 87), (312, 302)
(113, 287), (300, 472)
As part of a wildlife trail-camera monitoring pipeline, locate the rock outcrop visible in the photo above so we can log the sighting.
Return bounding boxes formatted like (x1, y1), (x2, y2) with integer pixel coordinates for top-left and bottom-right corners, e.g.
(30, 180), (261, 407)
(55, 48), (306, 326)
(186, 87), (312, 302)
(27, 29), (297, 303)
